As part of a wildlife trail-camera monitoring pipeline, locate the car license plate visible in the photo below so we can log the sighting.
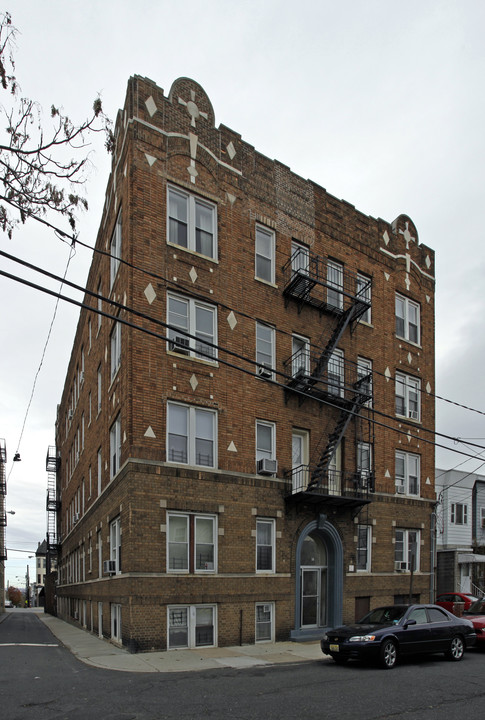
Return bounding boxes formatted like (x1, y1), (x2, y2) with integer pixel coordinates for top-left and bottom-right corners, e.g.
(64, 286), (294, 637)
(329, 644), (339, 652)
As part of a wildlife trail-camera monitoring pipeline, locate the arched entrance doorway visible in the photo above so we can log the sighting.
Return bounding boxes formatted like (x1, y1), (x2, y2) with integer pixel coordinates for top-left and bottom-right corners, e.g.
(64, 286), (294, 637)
(291, 515), (343, 641)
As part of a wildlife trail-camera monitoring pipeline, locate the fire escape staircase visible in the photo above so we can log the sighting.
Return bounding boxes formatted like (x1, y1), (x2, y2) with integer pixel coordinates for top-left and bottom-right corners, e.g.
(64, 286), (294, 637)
(45, 445), (60, 572)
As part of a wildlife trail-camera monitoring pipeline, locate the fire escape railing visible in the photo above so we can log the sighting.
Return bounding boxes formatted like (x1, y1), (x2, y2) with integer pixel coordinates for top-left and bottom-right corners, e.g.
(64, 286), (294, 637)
(45, 445), (60, 572)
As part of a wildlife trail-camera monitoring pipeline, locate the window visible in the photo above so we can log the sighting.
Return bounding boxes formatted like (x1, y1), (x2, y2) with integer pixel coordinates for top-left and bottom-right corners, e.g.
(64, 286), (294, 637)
(168, 605), (216, 649)
(110, 415), (121, 479)
(110, 516), (121, 573)
(111, 603), (122, 642)
(395, 372), (421, 421)
(327, 260), (343, 309)
(167, 513), (216, 572)
(168, 186), (217, 259)
(291, 240), (309, 275)
(255, 603), (274, 642)
(97, 449), (102, 496)
(291, 335), (310, 378)
(97, 280), (102, 331)
(481, 507), (485, 530)
(97, 529), (102, 579)
(357, 442), (372, 480)
(357, 273), (371, 323)
(451, 503), (468, 525)
(110, 322), (121, 379)
(97, 365), (102, 414)
(167, 403), (216, 468)
(327, 349), (344, 396)
(395, 294), (420, 344)
(256, 518), (275, 572)
(167, 294), (217, 361)
(357, 357), (372, 406)
(255, 225), (275, 283)
(356, 525), (371, 572)
(256, 421), (275, 462)
(291, 429), (309, 493)
(395, 451), (420, 495)
(395, 529), (420, 571)
(256, 322), (275, 378)
(110, 209), (122, 287)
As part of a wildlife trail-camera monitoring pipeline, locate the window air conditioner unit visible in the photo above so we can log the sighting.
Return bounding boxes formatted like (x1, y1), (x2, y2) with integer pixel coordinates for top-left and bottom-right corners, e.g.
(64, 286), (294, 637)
(169, 336), (190, 354)
(73, 512), (80, 524)
(103, 560), (116, 574)
(396, 485), (406, 494)
(257, 458), (278, 476)
(394, 561), (408, 571)
(258, 364), (273, 379)
(409, 410), (419, 420)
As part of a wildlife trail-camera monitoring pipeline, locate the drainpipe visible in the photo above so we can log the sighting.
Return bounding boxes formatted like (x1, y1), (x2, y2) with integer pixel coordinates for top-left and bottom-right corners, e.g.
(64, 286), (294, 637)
(430, 507), (437, 602)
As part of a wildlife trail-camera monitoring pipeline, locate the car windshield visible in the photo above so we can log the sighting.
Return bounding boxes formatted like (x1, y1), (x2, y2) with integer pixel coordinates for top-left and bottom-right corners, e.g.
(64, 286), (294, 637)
(359, 606), (407, 625)
(465, 599), (485, 615)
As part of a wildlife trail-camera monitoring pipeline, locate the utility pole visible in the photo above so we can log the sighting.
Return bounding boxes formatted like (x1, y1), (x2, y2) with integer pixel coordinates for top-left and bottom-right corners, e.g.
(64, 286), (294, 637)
(26, 564), (30, 608)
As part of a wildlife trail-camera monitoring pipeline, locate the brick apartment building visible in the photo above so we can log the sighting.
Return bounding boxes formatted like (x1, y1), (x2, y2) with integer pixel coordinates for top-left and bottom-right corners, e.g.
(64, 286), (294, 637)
(49, 75), (436, 652)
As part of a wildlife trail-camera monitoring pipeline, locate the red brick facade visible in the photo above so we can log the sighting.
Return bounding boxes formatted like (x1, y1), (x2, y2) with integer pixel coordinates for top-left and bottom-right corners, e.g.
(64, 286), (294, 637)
(53, 76), (435, 652)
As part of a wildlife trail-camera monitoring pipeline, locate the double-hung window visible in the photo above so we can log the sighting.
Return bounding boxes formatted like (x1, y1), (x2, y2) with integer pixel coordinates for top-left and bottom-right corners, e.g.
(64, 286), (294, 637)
(291, 335), (310, 378)
(356, 525), (371, 572)
(256, 322), (275, 378)
(327, 349), (344, 396)
(255, 225), (275, 283)
(256, 518), (275, 573)
(357, 356), (372, 406)
(110, 321), (121, 380)
(395, 294), (420, 344)
(167, 294), (217, 361)
(327, 260), (344, 309)
(110, 414), (121, 479)
(357, 442), (372, 481)
(395, 451), (420, 495)
(451, 503), (468, 525)
(395, 372), (421, 421)
(167, 513), (216, 572)
(291, 240), (309, 276)
(109, 516), (121, 573)
(395, 529), (420, 572)
(110, 210), (122, 288)
(256, 420), (276, 469)
(168, 186), (217, 259)
(356, 273), (372, 323)
(167, 402), (216, 468)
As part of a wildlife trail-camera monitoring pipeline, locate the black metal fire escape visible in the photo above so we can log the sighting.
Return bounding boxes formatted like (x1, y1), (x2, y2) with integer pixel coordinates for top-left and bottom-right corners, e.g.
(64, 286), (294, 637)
(45, 446), (60, 574)
(282, 247), (373, 509)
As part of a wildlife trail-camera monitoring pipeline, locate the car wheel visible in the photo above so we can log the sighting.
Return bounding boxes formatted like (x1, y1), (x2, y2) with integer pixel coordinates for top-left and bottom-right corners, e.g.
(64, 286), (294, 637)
(445, 636), (464, 661)
(380, 639), (398, 669)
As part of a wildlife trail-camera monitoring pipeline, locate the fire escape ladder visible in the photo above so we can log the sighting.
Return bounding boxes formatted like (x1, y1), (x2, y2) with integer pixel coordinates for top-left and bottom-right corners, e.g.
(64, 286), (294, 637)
(309, 383), (370, 489)
(312, 306), (354, 380)
(45, 445), (60, 571)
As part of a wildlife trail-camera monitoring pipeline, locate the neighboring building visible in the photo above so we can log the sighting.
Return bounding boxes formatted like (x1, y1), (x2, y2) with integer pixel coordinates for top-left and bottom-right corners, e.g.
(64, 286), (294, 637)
(436, 468), (485, 596)
(35, 540), (47, 607)
(50, 75), (436, 651)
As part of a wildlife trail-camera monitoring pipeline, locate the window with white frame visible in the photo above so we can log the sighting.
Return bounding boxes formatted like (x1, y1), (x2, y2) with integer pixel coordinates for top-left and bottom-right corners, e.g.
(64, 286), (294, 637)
(255, 602), (274, 642)
(395, 294), (420, 344)
(357, 356), (372, 406)
(111, 603), (122, 642)
(256, 518), (275, 572)
(255, 225), (275, 283)
(167, 293), (217, 361)
(110, 209), (122, 287)
(110, 321), (121, 380)
(291, 335), (310, 378)
(168, 605), (216, 649)
(327, 349), (344, 396)
(97, 280), (102, 331)
(291, 240), (309, 275)
(481, 507), (485, 530)
(110, 415), (121, 479)
(327, 259), (343, 309)
(256, 420), (276, 467)
(357, 442), (372, 479)
(167, 402), (216, 467)
(395, 529), (420, 572)
(451, 503), (468, 525)
(97, 365), (102, 414)
(395, 372), (421, 421)
(357, 273), (372, 323)
(356, 525), (371, 572)
(168, 186), (217, 259)
(256, 322), (275, 378)
(110, 516), (121, 573)
(292, 429), (309, 493)
(167, 512), (216, 572)
(395, 451), (420, 496)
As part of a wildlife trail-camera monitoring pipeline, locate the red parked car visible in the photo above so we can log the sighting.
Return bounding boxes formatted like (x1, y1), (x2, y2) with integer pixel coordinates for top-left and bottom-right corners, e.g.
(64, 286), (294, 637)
(436, 593), (478, 613)
(463, 599), (485, 646)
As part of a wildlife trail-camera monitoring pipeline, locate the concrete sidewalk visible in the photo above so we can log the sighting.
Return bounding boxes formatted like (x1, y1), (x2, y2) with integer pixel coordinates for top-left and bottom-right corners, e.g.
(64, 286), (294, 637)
(22, 611), (325, 673)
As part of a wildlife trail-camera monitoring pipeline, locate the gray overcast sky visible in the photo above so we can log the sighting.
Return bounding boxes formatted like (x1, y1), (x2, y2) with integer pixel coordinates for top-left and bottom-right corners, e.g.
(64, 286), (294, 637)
(1, 0), (484, 587)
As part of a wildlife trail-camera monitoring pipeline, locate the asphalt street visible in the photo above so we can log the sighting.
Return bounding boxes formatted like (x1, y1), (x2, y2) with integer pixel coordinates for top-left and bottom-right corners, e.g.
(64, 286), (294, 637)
(1, 610), (485, 720)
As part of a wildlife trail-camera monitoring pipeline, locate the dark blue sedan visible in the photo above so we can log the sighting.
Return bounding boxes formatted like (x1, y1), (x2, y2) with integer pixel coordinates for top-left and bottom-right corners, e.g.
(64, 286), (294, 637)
(321, 604), (476, 669)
